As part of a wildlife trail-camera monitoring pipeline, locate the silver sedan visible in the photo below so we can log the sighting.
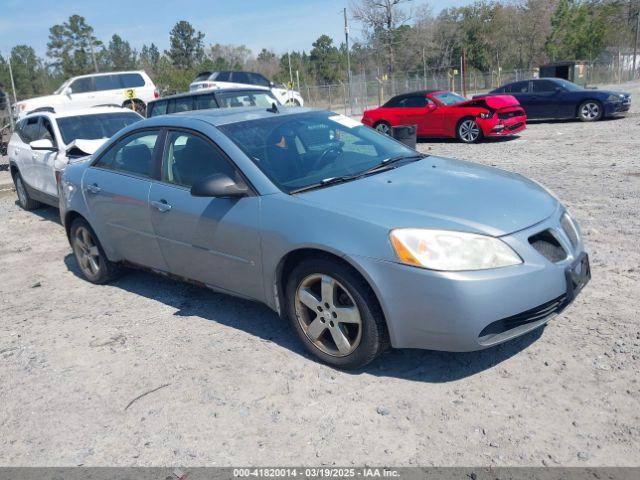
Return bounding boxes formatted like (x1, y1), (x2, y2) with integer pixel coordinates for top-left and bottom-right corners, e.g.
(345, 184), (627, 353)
(59, 107), (590, 368)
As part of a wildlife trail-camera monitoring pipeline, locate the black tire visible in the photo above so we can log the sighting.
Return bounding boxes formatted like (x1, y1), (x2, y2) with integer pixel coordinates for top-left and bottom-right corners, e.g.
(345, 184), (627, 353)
(13, 172), (41, 211)
(285, 99), (301, 107)
(457, 117), (483, 143)
(124, 99), (146, 116)
(285, 257), (388, 369)
(374, 121), (392, 136)
(70, 217), (122, 284)
(577, 100), (603, 122)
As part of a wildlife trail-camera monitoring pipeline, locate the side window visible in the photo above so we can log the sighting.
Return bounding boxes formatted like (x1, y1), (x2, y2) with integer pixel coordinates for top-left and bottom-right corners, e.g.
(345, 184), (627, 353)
(214, 72), (231, 82)
(399, 95), (427, 108)
(162, 131), (236, 188)
(505, 81), (529, 93)
(119, 73), (146, 88)
(40, 118), (56, 145)
(532, 80), (557, 93)
(195, 94), (218, 110)
(22, 117), (41, 143)
(232, 72), (251, 84)
(94, 75), (120, 91)
(94, 130), (160, 178)
(70, 77), (94, 94)
(149, 101), (168, 117)
(173, 97), (194, 113)
(248, 73), (270, 87)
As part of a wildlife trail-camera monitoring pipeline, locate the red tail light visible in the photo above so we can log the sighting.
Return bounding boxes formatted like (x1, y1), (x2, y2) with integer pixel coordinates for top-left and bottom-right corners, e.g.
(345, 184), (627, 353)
(55, 170), (62, 187)
(154, 88), (159, 99)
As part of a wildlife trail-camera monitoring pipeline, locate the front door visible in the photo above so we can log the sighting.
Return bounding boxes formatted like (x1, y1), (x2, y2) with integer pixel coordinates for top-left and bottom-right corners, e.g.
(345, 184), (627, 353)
(149, 130), (263, 300)
(83, 129), (167, 270)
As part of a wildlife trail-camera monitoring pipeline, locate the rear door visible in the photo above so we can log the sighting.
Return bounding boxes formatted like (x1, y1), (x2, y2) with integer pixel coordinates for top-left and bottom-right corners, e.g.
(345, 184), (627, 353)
(93, 74), (124, 107)
(148, 129), (263, 300)
(83, 129), (167, 270)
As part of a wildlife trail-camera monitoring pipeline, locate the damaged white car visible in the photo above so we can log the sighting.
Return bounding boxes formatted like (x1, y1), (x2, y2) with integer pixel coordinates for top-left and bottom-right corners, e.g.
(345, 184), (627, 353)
(8, 107), (143, 210)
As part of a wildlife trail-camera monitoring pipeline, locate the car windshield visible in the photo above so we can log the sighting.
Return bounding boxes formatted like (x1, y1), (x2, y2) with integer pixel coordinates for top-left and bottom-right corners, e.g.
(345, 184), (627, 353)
(57, 112), (142, 145)
(194, 72), (212, 82)
(432, 92), (466, 106)
(219, 111), (419, 193)
(54, 79), (71, 95)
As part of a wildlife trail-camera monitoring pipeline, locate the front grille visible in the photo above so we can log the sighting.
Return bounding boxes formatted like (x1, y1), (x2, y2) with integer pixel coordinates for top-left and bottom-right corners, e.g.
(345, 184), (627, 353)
(529, 230), (567, 262)
(560, 214), (579, 248)
(506, 122), (524, 131)
(499, 109), (524, 119)
(479, 294), (566, 338)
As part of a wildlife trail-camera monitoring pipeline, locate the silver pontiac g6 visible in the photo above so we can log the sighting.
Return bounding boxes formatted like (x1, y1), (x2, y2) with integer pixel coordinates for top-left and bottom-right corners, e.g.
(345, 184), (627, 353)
(59, 107), (590, 368)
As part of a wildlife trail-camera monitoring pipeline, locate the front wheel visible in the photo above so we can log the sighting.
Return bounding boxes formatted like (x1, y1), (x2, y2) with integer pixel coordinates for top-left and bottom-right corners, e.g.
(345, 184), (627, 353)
(457, 118), (482, 143)
(70, 218), (122, 284)
(577, 100), (603, 121)
(286, 258), (388, 369)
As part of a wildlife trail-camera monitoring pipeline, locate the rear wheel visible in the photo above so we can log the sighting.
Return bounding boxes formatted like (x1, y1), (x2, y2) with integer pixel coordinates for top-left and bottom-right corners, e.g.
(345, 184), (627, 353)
(374, 121), (392, 136)
(577, 100), (603, 121)
(70, 218), (122, 284)
(13, 173), (41, 210)
(124, 99), (146, 116)
(286, 258), (388, 369)
(457, 117), (482, 143)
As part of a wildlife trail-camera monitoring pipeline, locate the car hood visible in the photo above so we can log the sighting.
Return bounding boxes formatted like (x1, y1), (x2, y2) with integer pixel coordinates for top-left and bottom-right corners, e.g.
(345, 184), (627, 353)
(458, 95), (521, 109)
(298, 157), (558, 237)
(65, 139), (107, 156)
(15, 94), (63, 110)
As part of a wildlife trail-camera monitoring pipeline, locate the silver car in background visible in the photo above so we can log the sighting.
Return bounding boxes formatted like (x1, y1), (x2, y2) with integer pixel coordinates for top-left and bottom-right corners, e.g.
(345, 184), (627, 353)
(59, 107), (590, 369)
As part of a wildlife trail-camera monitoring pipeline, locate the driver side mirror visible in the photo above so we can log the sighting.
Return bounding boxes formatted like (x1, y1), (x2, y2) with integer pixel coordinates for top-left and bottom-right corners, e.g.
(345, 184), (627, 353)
(427, 103), (437, 110)
(29, 139), (56, 151)
(190, 173), (248, 198)
(65, 87), (73, 97)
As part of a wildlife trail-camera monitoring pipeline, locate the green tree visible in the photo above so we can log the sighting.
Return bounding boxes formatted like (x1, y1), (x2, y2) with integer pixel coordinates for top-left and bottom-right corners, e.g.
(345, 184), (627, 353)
(166, 20), (205, 69)
(139, 43), (160, 75)
(47, 15), (102, 76)
(309, 35), (343, 84)
(107, 34), (137, 70)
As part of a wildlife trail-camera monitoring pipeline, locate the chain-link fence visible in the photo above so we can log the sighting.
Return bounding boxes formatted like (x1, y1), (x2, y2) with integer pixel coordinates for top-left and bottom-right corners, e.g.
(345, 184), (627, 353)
(303, 63), (639, 116)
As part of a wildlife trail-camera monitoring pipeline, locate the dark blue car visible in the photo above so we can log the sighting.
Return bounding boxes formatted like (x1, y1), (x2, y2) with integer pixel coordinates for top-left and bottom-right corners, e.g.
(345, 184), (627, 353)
(481, 78), (631, 122)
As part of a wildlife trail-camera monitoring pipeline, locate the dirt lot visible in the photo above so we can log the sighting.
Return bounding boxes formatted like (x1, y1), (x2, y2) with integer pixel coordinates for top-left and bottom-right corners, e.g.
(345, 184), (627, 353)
(1, 81), (639, 467)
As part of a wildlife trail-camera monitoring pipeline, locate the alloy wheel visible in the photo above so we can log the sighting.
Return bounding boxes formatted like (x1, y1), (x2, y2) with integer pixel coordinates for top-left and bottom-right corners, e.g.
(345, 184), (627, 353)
(73, 226), (101, 278)
(459, 119), (480, 142)
(294, 274), (363, 357)
(375, 123), (391, 135)
(580, 102), (600, 120)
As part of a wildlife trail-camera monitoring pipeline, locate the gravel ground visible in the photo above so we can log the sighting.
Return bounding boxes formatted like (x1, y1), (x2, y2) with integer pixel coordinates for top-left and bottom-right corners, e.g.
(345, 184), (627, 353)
(1, 81), (639, 467)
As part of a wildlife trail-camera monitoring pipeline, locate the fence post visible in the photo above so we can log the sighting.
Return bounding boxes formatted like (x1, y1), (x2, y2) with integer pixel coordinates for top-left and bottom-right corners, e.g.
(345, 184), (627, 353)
(328, 85), (332, 111)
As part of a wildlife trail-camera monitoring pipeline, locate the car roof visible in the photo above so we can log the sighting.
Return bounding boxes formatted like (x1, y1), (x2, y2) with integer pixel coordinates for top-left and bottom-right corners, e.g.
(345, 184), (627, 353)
(69, 70), (146, 80)
(148, 87), (272, 104)
(390, 90), (442, 100)
(152, 106), (318, 127)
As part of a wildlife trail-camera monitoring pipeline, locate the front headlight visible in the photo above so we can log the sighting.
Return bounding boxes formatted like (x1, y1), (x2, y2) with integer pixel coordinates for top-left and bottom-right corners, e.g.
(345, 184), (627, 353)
(390, 229), (522, 271)
(479, 112), (492, 119)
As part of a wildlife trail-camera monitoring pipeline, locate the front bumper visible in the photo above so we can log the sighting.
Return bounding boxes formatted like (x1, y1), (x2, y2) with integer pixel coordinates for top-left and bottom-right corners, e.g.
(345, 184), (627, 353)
(353, 206), (589, 351)
(479, 114), (527, 137)
(605, 98), (631, 116)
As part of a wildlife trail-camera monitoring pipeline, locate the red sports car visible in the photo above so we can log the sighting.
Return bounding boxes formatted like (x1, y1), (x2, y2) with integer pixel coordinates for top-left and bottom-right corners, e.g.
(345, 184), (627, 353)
(361, 90), (527, 143)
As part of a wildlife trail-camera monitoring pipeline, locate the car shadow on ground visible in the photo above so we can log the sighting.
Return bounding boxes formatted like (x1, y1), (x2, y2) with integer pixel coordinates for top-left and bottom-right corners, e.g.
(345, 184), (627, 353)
(527, 116), (626, 125)
(25, 204), (62, 225)
(418, 136), (520, 145)
(63, 254), (544, 383)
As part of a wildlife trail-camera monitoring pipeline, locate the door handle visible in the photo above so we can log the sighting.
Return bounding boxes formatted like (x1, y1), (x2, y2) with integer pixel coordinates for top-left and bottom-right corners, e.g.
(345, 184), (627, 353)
(151, 200), (172, 212)
(86, 183), (101, 194)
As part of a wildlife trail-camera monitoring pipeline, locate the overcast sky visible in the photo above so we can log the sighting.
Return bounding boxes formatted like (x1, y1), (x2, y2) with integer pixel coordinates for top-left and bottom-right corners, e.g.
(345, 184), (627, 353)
(0, 0), (472, 58)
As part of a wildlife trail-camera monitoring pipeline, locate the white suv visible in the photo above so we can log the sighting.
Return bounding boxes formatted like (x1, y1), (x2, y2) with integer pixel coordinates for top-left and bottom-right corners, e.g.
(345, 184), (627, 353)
(189, 71), (305, 106)
(12, 71), (158, 119)
(9, 107), (143, 209)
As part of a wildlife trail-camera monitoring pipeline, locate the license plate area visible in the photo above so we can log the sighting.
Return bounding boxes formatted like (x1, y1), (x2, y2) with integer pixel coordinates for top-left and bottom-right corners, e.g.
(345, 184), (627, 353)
(565, 253), (590, 302)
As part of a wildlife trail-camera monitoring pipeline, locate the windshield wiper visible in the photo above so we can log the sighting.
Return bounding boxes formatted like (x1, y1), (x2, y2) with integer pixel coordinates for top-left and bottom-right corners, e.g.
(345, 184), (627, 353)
(289, 154), (428, 195)
(358, 153), (427, 176)
(290, 175), (357, 194)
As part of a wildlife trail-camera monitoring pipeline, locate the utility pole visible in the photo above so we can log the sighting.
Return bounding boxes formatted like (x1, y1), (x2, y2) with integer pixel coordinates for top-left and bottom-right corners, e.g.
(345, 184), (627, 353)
(422, 47), (427, 89)
(88, 34), (99, 73)
(7, 51), (17, 103)
(633, 6), (639, 79)
(344, 8), (353, 115)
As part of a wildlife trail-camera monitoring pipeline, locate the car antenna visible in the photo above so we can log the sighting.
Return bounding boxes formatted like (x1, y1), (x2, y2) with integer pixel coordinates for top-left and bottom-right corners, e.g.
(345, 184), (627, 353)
(267, 102), (279, 114)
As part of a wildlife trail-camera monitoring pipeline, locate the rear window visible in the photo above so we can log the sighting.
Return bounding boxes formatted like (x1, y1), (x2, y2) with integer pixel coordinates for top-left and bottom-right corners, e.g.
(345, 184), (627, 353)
(94, 75), (121, 91)
(195, 94), (218, 110)
(172, 97), (194, 113)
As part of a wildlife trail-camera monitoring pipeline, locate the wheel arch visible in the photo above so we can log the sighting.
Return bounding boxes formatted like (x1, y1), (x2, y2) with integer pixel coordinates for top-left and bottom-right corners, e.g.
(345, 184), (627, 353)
(275, 247), (388, 331)
(575, 98), (602, 117)
(63, 210), (86, 241)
